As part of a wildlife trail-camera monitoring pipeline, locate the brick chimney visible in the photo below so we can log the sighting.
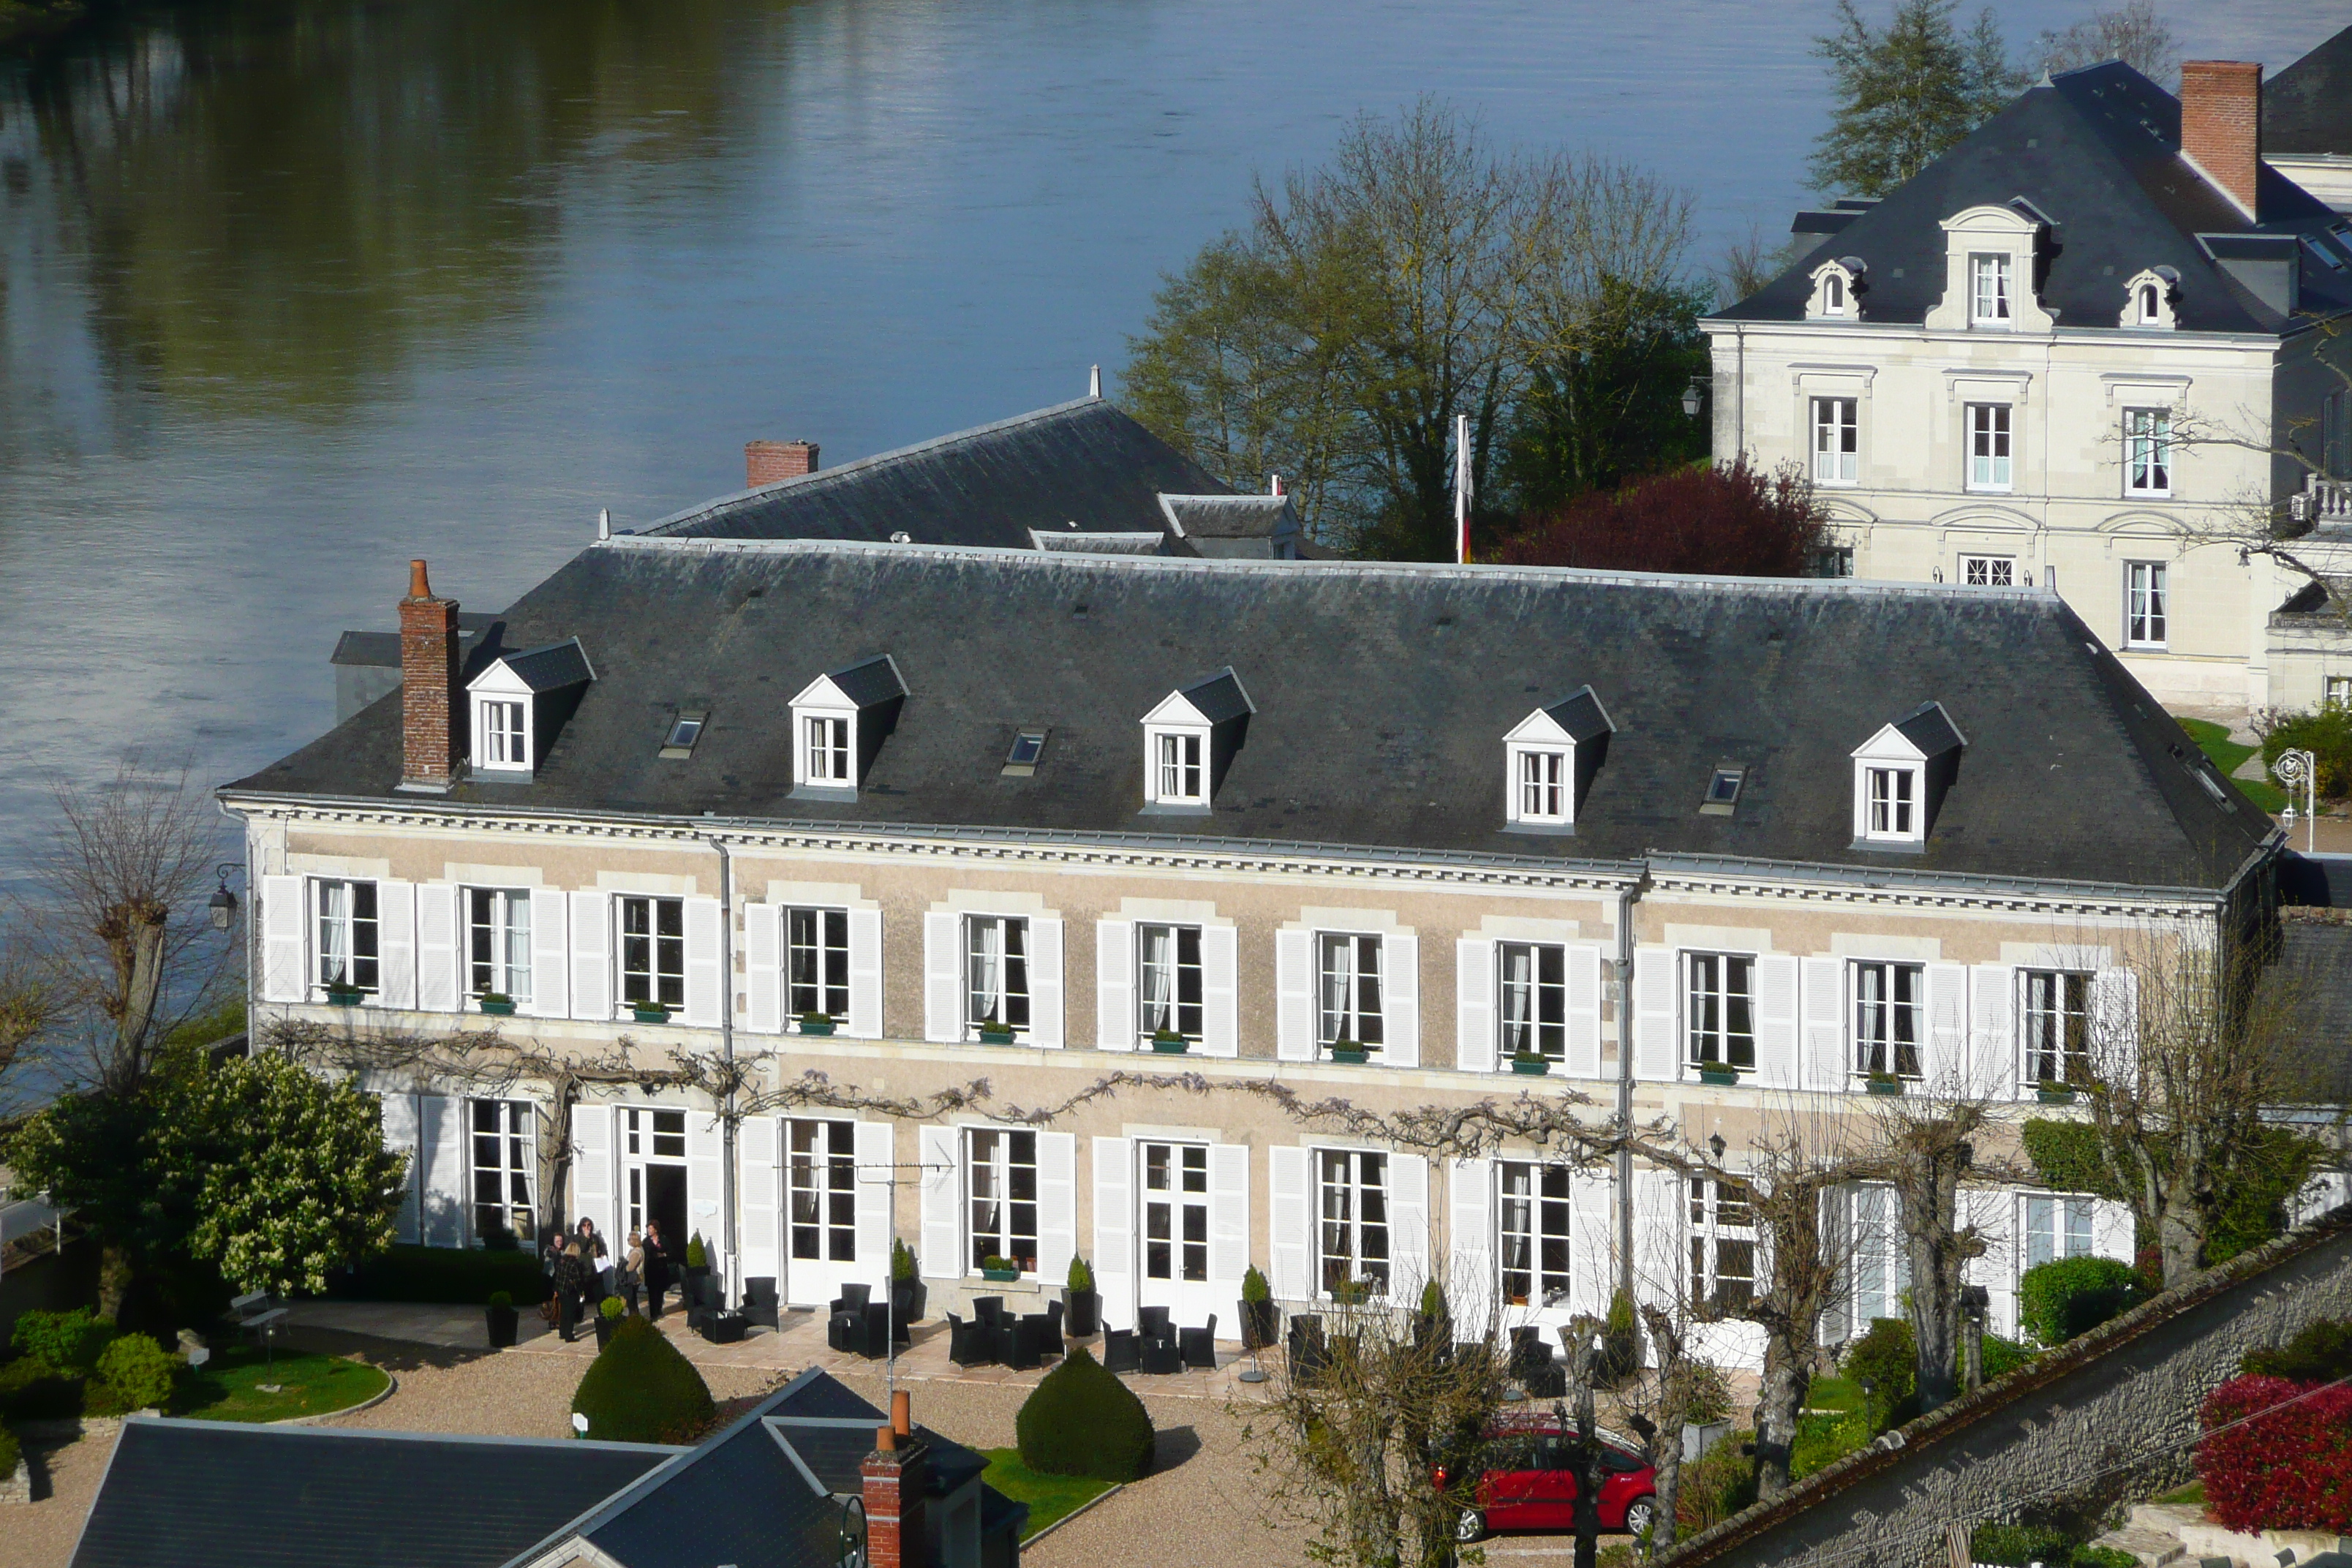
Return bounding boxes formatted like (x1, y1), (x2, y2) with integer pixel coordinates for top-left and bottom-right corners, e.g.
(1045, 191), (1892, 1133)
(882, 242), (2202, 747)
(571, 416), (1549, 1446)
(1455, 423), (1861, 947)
(860, 1392), (927, 1568)
(746, 440), (819, 488)
(397, 559), (463, 792)
(2180, 61), (2262, 217)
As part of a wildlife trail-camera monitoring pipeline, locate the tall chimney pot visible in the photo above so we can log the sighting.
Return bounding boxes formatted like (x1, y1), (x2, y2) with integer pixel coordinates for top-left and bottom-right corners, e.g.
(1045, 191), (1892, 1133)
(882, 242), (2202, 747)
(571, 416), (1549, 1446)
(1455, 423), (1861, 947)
(892, 1390), (912, 1438)
(396, 558), (463, 793)
(2180, 61), (2262, 217)
(746, 440), (819, 489)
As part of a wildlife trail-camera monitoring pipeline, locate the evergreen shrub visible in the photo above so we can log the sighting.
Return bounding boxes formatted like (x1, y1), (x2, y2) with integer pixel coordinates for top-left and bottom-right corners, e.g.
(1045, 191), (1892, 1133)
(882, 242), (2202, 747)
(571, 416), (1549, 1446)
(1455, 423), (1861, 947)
(1842, 1317), (1916, 1424)
(12, 1308), (115, 1373)
(1014, 1346), (1155, 1482)
(2018, 1257), (2148, 1347)
(0, 1425), (18, 1477)
(570, 1316), (715, 1443)
(2243, 1319), (2352, 1384)
(94, 1334), (180, 1411)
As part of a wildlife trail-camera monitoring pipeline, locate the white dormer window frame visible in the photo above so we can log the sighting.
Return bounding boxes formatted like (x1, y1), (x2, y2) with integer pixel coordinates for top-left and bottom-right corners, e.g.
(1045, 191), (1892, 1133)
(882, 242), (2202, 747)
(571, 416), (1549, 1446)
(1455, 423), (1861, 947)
(1970, 252), (2013, 326)
(801, 712), (852, 785)
(1149, 725), (1208, 805)
(1806, 258), (1863, 321)
(467, 660), (538, 774)
(2120, 268), (2179, 331)
(1850, 703), (1965, 849)
(1861, 764), (1918, 841)
(1509, 744), (1569, 823)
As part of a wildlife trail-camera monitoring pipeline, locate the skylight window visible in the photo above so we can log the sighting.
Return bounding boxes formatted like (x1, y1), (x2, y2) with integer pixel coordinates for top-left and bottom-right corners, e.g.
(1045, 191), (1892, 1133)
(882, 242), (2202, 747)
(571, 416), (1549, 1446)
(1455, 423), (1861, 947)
(1701, 766), (1746, 816)
(659, 711), (706, 759)
(1002, 728), (1049, 777)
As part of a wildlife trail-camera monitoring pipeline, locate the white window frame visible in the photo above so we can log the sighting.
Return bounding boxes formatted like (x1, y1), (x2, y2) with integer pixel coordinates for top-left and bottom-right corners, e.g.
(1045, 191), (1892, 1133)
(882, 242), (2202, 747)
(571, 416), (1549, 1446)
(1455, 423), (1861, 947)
(1823, 271), (1847, 314)
(2021, 1191), (2096, 1274)
(1497, 941), (1567, 1060)
(1861, 765), (1918, 841)
(466, 886), (534, 1003)
(2137, 282), (2163, 324)
(1316, 931), (1384, 1055)
(1137, 922), (1203, 1043)
(1812, 396), (1858, 486)
(2125, 407), (2172, 497)
(2021, 969), (2092, 1088)
(1689, 1175), (1757, 1311)
(477, 698), (529, 772)
(1147, 728), (1208, 806)
(2125, 560), (2169, 650)
(1960, 554), (2014, 587)
(965, 914), (1030, 1039)
(1851, 960), (1924, 1081)
(314, 877), (380, 995)
(2326, 675), (2352, 709)
(1316, 1147), (1390, 1300)
(966, 1126), (1039, 1275)
(1512, 746), (1569, 823)
(1686, 952), (1756, 1072)
(1970, 252), (2013, 325)
(1497, 1159), (1571, 1308)
(1140, 1140), (1210, 1285)
(1967, 403), (2013, 491)
(1850, 1182), (1909, 1326)
(800, 713), (852, 786)
(470, 1098), (536, 1246)
(787, 906), (851, 1023)
(617, 894), (685, 1012)
(786, 1117), (858, 1265)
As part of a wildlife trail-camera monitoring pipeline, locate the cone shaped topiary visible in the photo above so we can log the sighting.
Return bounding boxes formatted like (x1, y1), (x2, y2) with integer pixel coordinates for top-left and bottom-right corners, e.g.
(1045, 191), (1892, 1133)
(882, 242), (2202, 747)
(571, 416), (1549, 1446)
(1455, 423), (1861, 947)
(570, 1316), (715, 1443)
(1015, 1346), (1155, 1482)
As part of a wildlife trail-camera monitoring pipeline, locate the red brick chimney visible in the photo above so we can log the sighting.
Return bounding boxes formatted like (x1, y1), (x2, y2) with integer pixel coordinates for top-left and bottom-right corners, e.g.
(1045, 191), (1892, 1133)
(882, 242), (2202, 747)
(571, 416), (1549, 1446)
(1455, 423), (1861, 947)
(745, 440), (819, 488)
(398, 559), (463, 792)
(2180, 61), (2262, 217)
(861, 1393), (927, 1568)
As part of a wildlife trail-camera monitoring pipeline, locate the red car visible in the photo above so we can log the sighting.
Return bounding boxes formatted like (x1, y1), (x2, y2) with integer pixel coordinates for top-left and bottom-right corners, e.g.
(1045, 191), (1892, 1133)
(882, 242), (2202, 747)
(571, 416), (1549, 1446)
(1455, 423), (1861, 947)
(1437, 1415), (1660, 1542)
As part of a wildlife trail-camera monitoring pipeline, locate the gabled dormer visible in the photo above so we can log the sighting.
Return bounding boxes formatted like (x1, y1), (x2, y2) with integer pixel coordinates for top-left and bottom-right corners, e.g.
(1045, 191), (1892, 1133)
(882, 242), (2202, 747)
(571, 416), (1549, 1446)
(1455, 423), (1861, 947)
(2119, 266), (2180, 330)
(1503, 685), (1613, 832)
(1140, 667), (1253, 813)
(788, 655), (908, 799)
(466, 638), (594, 778)
(1924, 203), (2056, 334)
(1806, 256), (1866, 321)
(1851, 701), (1966, 851)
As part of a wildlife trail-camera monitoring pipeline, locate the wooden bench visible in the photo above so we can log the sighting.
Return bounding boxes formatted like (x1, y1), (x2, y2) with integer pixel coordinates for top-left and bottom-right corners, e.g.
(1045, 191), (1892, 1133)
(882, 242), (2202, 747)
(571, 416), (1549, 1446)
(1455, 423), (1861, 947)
(227, 1291), (289, 1344)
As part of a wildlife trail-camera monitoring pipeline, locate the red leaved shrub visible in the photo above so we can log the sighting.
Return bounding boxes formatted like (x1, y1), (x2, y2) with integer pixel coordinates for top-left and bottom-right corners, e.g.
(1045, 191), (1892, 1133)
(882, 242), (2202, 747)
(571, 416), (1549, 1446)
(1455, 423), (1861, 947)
(2196, 1375), (2352, 1532)
(1491, 459), (1828, 577)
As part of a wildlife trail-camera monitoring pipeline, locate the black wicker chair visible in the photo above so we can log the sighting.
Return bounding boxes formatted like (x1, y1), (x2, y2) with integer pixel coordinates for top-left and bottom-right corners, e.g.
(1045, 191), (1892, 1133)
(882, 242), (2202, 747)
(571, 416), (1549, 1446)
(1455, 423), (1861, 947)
(741, 1277), (780, 1330)
(995, 1313), (1047, 1371)
(1179, 1314), (1219, 1369)
(1141, 1334), (1183, 1374)
(947, 1311), (996, 1368)
(1102, 1327), (1139, 1373)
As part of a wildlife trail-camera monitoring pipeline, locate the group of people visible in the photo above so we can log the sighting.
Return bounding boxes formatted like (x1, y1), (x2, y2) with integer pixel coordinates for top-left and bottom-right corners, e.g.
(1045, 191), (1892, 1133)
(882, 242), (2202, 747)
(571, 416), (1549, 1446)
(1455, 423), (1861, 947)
(543, 1216), (680, 1342)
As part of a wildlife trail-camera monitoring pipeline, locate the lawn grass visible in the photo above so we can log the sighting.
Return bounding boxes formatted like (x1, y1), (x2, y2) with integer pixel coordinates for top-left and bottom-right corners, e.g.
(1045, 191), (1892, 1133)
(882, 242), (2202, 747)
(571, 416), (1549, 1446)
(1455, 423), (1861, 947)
(174, 1346), (389, 1423)
(2176, 717), (2288, 813)
(981, 1449), (1117, 1540)
(2155, 1480), (2206, 1507)
(1804, 1374), (1866, 1413)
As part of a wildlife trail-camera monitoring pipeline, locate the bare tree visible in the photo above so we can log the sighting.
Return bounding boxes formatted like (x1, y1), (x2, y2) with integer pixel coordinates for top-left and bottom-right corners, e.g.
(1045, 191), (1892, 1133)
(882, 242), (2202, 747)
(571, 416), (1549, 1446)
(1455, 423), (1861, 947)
(1714, 224), (1806, 310)
(2035, 1), (2180, 85)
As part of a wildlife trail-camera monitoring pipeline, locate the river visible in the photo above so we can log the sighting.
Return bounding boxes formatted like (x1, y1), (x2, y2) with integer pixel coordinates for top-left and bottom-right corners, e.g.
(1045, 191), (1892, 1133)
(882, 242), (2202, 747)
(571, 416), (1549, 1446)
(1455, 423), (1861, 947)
(0, 0), (2334, 882)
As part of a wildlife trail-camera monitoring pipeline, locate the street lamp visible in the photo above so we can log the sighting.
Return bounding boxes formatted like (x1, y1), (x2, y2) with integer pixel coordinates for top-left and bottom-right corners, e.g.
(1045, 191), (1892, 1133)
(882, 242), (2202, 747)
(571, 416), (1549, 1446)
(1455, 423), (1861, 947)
(208, 864), (244, 930)
(2275, 748), (2318, 855)
(1708, 1132), (1727, 1161)
(1681, 378), (1706, 419)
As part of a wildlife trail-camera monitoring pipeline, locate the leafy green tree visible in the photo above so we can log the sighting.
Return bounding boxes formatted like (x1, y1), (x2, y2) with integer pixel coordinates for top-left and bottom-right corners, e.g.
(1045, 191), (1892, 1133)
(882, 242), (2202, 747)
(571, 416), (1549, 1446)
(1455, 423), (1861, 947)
(1810, 0), (2026, 197)
(1498, 277), (1710, 514)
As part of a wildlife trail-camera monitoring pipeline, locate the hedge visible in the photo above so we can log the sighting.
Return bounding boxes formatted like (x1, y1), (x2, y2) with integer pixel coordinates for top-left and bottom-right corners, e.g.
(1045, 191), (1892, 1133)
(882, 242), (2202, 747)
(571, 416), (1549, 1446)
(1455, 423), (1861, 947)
(2197, 1374), (2352, 1532)
(12, 1308), (115, 1374)
(327, 1244), (545, 1305)
(1014, 1347), (1155, 1482)
(0, 1358), (83, 1422)
(570, 1316), (713, 1443)
(2245, 1319), (2352, 1384)
(2019, 1257), (2149, 1347)
(0, 1425), (17, 1477)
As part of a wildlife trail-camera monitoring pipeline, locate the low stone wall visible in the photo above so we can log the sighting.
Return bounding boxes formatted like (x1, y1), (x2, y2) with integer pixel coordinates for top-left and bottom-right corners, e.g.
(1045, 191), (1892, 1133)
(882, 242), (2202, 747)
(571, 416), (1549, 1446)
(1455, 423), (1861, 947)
(1657, 1207), (2352, 1568)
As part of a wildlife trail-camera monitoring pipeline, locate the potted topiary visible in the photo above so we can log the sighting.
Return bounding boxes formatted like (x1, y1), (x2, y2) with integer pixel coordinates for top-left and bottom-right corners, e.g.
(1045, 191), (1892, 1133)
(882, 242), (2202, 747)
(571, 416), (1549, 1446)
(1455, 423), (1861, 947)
(799, 1012), (836, 1036)
(981, 1255), (1021, 1284)
(891, 1237), (926, 1324)
(1697, 1061), (1740, 1087)
(325, 970), (365, 1007)
(1065, 1255), (1099, 1337)
(1328, 1039), (1368, 1065)
(486, 1289), (519, 1348)
(978, 1012), (1017, 1046)
(2037, 1079), (2076, 1105)
(632, 998), (672, 1025)
(1240, 1265), (1279, 1350)
(595, 1295), (625, 1348)
(1510, 1049), (1551, 1076)
(1150, 1028), (1189, 1055)
(477, 991), (516, 1017)
(1866, 1071), (1904, 1097)
(1015, 1347), (1156, 1482)
(684, 1232), (709, 1294)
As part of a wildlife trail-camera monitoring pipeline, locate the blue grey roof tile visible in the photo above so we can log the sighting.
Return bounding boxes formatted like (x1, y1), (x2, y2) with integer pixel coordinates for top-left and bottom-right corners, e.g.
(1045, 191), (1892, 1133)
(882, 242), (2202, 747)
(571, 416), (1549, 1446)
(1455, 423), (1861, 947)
(500, 637), (595, 693)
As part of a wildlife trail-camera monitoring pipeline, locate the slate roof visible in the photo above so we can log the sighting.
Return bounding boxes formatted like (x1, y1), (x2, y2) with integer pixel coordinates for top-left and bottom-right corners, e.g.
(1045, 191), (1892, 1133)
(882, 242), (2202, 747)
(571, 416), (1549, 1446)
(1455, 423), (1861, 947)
(226, 540), (2276, 894)
(68, 1419), (679, 1568)
(642, 397), (1233, 551)
(2267, 24), (2352, 157)
(824, 654), (910, 709)
(331, 613), (500, 669)
(1161, 494), (1292, 538)
(1173, 667), (1254, 724)
(499, 638), (595, 693)
(1713, 62), (2352, 336)
(1889, 701), (1967, 757)
(2264, 921), (2352, 1102)
(1540, 686), (1615, 745)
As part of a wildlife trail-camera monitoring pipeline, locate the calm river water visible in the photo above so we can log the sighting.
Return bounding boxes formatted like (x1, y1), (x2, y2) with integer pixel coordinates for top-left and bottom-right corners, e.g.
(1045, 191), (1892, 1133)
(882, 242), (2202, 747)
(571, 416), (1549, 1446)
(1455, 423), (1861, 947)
(0, 0), (2334, 877)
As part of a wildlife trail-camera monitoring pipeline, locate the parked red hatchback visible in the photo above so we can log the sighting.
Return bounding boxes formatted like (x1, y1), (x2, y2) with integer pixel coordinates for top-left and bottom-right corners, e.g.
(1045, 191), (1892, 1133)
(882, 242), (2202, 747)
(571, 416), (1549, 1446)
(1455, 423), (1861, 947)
(1437, 1415), (1659, 1542)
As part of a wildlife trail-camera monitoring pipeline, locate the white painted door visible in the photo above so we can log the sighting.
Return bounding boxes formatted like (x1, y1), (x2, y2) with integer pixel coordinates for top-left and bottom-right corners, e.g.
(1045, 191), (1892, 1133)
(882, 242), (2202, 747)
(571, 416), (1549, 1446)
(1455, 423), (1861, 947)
(780, 1115), (869, 1307)
(619, 1107), (693, 1266)
(1134, 1140), (1222, 1327)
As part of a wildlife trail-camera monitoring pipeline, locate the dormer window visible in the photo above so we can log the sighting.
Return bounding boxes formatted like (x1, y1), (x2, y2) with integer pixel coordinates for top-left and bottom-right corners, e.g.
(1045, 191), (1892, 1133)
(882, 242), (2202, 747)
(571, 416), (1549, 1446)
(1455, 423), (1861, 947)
(1825, 272), (1845, 312)
(1970, 254), (2013, 325)
(788, 655), (908, 799)
(1806, 257), (1865, 321)
(2138, 282), (2160, 321)
(1502, 685), (1613, 831)
(464, 637), (594, 779)
(1139, 667), (1254, 813)
(2120, 267), (2179, 331)
(1850, 701), (1967, 851)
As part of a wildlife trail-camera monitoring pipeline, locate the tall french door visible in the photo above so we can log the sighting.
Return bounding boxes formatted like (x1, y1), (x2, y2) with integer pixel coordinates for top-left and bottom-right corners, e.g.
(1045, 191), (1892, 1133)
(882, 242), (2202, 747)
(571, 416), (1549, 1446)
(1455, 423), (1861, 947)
(783, 1117), (864, 1305)
(1136, 1140), (1218, 1324)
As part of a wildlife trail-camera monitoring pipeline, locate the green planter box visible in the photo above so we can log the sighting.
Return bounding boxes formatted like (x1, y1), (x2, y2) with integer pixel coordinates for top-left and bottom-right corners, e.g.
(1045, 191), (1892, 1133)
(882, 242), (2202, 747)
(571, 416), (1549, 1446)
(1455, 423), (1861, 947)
(2036, 1085), (2076, 1105)
(798, 1018), (837, 1036)
(1150, 1037), (1190, 1055)
(1697, 1066), (1740, 1087)
(632, 1005), (671, 1025)
(1865, 1077), (1904, 1097)
(1328, 1046), (1369, 1065)
(325, 990), (365, 1009)
(1509, 1057), (1551, 1076)
(478, 996), (516, 1017)
(981, 1268), (1019, 1283)
(979, 1028), (1017, 1046)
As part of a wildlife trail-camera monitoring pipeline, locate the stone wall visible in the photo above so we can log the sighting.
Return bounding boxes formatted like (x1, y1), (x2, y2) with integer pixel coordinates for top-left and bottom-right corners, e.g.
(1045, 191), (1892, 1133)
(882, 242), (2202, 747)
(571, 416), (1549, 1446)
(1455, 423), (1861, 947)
(1658, 1207), (2352, 1568)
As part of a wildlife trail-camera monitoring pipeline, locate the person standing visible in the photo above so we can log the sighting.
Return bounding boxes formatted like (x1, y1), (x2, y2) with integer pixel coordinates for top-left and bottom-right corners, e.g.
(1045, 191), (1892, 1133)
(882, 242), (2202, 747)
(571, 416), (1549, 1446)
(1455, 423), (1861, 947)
(553, 1238), (587, 1343)
(620, 1229), (646, 1316)
(578, 1217), (611, 1305)
(642, 1220), (670, 1322)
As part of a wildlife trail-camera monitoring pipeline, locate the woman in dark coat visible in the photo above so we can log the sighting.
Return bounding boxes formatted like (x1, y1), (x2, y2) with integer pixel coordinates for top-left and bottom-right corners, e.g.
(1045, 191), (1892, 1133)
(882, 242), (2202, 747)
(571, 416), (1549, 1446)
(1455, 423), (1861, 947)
(641, 1221), (671, 1322)
(552, 1239), (588, 1343)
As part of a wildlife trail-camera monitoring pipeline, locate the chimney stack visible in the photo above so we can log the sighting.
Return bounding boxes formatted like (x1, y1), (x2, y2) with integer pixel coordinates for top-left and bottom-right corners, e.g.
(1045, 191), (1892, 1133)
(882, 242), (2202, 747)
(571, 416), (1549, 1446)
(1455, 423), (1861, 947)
(397, 559), (463, 793)
(2180, 61), (2262, 217)
(862, 1395), (929, 1568)
(746, 440), (819, 489)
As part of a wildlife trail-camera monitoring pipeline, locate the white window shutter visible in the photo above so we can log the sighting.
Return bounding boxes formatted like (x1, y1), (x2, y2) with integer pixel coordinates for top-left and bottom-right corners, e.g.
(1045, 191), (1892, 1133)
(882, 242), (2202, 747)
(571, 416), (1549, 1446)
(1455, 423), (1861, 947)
(571, 1103), (613, 1238)
(1036, 1130), (1077, 1283)
(1384, 932), (1420, 1068)
(1096, 919), (1134, 1052)
(380, 1090), (420, 1243)
(1631, 1166), (1682, 1314)
(1202, 924), (1240, 1058)
(1633, 943), (1676, 1081)
(570, 892), (611, 1022)
(1926, 961), (1969, 1093)
(744, 904), (783, 1035)
(1568, 943), (1604, 1079)
(1568, 1164), (1616, 1319)
(739, 1114), (780, 1286)
(1448, 1158), (1493, 1335)
(1455, 938), (1496, 1074)
(854, 1121), (894, 1269)
(1754, 954), (1800, 1090)
(376, 880), (418, 1011)
(1028, 917), (1065, 1049)
(1817, 1185), (1852, 1345)
(1268, 1145), (1311, 1300)
(1972, 965), (2017, 1099)
(1275, 930), (1313, 1060)
(1210, 1142), (1250, 1302)
(1093, 1136), (1136, 1331)
(923, 913), (961, 1043)
(527, 888), (568, 1019)
(848, 908), (884, 1039)
(1389, 1152), (1429, 1293)
(259, 875), (307, 1003)
(1961, 1188), (2016, 1340)
(418, 1095), (468, 1248)
(2092, 967), (2139, 1079)
(2092, 1198), (2135, 1264)
(416, 884), (461, 1014)
(919, 1124), (962, 1278)
(687, 1107), (725, 1272)
(682, 897), (723, 1029)
(1803, 957), (1846, 1090)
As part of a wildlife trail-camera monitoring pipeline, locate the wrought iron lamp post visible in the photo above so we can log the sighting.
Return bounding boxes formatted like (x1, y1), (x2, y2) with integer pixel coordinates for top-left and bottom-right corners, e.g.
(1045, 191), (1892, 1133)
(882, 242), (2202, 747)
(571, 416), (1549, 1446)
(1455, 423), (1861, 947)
(2275, 748), (2318, 855)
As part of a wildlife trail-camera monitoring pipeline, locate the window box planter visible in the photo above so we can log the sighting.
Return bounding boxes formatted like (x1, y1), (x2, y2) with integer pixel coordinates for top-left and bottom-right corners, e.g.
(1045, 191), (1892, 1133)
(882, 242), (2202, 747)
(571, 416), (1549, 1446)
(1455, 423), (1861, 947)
(1864, 1075), (1904, 1097)
(797, 1015), (837, 1037)
(1328, 1044), (1370, 1065)
(1509, 1055), (1552, 1076)
(631, 1003), (671, 1025)
(2036, 1083), (2076, 1106)
(1150, 1034), (1191, 1055)
(977, 1027), (1017, 1046)
(1697, 1065), (1741, 1087)
(980, 1267), (1021, 1284)
(477, 994), (516, 1017)
(325, 988), (366, 1009)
